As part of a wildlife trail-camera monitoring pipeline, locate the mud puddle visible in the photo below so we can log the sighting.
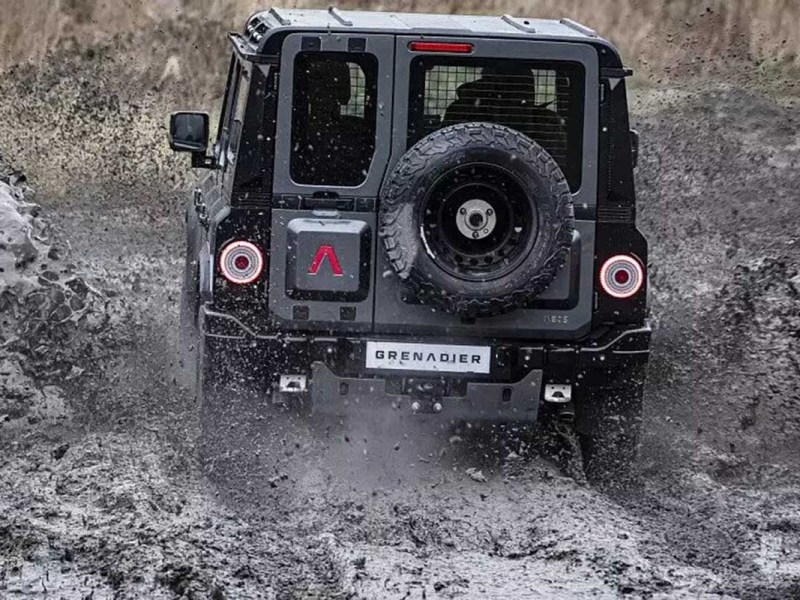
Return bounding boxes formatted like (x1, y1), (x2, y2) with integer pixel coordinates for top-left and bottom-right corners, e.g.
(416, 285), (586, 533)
(2, 36), (800, 599)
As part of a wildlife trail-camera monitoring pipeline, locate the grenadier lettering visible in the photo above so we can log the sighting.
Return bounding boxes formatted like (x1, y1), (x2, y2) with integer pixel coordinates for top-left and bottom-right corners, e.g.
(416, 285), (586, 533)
(372, 349), (486, 366)
(365, 342), (491, 374)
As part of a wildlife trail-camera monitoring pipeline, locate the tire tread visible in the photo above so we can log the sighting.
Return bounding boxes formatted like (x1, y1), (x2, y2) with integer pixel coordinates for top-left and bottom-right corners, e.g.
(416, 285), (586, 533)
(379, 123), (574, 318)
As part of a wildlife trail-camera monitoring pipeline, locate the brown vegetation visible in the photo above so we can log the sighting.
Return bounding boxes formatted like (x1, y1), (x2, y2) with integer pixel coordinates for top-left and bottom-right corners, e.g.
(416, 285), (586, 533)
(1, 0), (799, 78)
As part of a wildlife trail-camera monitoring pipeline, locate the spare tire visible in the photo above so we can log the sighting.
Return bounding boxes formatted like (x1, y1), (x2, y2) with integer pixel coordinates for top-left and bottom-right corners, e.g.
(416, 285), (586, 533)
(379, 123), (574, 317)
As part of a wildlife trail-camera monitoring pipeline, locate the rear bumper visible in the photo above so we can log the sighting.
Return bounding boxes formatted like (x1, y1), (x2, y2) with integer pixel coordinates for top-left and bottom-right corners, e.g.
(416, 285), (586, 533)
(310, 361), (542, 420)
(200, 307), (651, 421)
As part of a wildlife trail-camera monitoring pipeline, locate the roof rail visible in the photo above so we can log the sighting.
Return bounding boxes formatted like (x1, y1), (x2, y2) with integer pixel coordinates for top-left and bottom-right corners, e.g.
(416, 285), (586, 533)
(559, 18), (597, 38)
(228, 32), (277, 64)
(268, 7), (291, 26)
(328, 6), (353, 26)
(501, 14), (536, 34)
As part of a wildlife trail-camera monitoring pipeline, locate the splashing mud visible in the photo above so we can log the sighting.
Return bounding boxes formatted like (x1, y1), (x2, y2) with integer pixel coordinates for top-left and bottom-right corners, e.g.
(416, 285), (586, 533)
(1, 29), (800, 600)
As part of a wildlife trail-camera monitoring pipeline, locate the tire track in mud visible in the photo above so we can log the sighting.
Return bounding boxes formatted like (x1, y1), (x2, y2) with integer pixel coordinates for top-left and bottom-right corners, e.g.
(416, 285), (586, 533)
(2, 37), (800, 598)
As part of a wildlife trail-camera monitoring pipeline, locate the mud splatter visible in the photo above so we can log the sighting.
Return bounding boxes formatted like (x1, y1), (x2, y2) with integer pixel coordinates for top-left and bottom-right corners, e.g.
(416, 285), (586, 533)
(1, 26), (800, 600)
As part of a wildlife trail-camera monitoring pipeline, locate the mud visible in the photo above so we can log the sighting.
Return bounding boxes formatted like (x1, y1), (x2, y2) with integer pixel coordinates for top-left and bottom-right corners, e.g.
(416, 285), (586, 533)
(1, 29), (800, 600)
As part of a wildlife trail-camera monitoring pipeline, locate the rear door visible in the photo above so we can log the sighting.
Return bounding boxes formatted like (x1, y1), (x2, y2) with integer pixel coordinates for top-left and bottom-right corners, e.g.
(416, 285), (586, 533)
(374, 36), (600, 340)
(269, 33), (394, 332)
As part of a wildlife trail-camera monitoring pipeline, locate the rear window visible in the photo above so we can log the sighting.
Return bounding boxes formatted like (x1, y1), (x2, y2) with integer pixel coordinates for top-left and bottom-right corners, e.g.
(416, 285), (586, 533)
(408, 58), (585, 190)
(291, 52), (378, 187)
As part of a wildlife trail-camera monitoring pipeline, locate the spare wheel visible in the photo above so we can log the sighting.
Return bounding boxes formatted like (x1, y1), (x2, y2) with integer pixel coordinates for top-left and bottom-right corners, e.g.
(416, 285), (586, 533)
(379, 122), (574, 317)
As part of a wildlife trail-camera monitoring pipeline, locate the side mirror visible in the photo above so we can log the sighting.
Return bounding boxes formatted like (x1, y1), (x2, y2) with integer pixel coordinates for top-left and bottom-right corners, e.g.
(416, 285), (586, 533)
(169, 111), (209, 153)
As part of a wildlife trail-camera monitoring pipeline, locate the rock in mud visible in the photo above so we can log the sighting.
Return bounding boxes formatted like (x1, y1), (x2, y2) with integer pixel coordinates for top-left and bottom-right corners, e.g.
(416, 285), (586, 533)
(465, 467), (487, 483)
(0, 179), (39, 266)
(0, 173), (122, 427)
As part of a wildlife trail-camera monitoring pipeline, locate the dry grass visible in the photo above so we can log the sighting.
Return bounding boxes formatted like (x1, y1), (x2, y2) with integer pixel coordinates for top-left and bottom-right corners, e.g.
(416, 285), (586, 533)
(1, 0), (798, 77)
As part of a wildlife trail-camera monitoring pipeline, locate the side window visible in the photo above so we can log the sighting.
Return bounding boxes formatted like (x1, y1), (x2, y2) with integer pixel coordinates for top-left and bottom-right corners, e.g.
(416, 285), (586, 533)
(233, 64), (279, 191)
(227, 67), (250, 162)
(215, 60), (250, 170)
(290, 52), (378, 187)
(216, 61), (239, 166)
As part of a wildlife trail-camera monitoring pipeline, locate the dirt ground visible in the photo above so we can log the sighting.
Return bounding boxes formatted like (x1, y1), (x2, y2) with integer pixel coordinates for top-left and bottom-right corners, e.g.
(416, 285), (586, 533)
(1, 22), (800, 600)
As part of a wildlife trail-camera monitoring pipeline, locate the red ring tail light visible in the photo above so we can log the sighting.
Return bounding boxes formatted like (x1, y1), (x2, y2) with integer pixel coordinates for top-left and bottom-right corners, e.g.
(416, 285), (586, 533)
(599, 255), (644, 299)
(219, 241), (264, 285)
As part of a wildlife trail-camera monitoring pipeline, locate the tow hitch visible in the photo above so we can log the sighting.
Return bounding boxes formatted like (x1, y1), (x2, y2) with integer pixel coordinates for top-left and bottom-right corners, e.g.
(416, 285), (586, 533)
(544, 384), (574, 423)
(409, 379), (446, 414)
(410, 398), (444, 414)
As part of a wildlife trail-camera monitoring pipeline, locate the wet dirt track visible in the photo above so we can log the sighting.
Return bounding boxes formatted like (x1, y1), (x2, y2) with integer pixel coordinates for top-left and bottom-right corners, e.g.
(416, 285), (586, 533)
(1, 35), (800, 600)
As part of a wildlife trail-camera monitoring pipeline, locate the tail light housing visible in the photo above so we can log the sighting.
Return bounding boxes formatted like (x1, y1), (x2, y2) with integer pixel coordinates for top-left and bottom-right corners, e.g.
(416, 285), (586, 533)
(599, 254), (644, 299)
(219, 240), (264, 285)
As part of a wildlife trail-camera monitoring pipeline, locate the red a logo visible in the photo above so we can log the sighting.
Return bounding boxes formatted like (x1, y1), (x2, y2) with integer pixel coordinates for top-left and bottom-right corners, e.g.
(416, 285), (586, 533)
(308, 245), (344, 276)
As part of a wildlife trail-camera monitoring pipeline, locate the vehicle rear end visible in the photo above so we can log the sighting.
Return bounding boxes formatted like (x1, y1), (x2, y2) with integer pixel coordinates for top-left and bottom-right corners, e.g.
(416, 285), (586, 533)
(195, 10), (650, 480)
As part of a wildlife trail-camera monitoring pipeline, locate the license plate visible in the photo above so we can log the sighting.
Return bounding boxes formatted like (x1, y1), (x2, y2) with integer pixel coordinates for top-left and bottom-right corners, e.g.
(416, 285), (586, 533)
(365, 341), (491, 374)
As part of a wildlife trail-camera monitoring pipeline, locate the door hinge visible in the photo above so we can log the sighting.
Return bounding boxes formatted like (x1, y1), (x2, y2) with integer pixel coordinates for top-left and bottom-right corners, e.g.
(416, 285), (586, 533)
(600, 67), (633, 79)
(193, 188), (209, 229)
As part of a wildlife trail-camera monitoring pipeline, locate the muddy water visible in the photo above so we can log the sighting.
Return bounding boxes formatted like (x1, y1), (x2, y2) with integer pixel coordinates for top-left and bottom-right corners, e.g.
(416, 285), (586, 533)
(1, 38), (800, 599)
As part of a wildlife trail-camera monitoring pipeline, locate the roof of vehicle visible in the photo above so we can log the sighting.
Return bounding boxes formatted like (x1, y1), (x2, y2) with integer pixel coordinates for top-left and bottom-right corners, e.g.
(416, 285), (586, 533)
(243, 7), (607, 48)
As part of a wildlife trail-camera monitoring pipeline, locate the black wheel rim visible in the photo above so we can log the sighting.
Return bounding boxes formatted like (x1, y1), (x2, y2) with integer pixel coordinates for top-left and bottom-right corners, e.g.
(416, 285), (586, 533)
(420, 163), (537, 281)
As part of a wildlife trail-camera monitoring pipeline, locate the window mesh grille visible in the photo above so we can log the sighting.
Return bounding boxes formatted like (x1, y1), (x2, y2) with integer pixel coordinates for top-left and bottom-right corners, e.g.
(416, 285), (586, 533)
(341, 63), (367, 118)
(409, 60), (584, 189)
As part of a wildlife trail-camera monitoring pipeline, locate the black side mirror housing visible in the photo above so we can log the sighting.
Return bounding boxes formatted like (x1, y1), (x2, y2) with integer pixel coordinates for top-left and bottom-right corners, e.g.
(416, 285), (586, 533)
(171, 112), (217, 169)
(170, 111), (208, 152)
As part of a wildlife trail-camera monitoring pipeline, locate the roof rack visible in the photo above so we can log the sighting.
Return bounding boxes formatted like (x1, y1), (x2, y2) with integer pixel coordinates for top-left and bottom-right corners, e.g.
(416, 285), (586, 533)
(559, 18), (597, 38)
(245, 13), (270, 44)
(328, 6), (353, 27)
(501, 14), (536, 34)
(229, 32), (276, 64)
(239, 8), (608, 48)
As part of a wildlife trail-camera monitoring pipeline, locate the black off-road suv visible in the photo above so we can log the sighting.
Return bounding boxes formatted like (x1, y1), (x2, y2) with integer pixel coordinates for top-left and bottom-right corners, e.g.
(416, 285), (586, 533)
(171, 7), (651, 481)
